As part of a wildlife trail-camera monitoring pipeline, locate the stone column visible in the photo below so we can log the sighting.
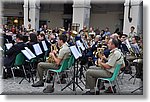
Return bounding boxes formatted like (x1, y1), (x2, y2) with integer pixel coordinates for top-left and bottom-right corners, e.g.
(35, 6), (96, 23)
(24, 0), (40, 31)
(123, 0), (143, 36)
(72, 0), (91, 31)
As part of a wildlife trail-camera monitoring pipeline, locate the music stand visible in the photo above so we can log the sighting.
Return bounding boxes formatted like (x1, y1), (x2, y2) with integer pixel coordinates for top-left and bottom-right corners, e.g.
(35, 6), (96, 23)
(61, 46), (83, 92)
(20, 47), (37, 84)
(128, 44), (142, 84)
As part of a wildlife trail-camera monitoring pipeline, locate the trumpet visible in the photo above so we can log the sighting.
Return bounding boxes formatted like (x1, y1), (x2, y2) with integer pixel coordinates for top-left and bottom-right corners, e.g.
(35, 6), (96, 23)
(47, 44), (58, 63)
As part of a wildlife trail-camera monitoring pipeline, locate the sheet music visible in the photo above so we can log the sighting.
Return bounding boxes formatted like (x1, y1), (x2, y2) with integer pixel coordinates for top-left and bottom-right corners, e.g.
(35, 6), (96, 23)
(76, 40), (85, 51)
(24, 47), (36, 58)
(125, 39), (131, 49)
(41, 41), (48, 51)
(5, 43), (13, 50)
(70, 46), (82, 59)
(33, 44), (43, 56)
(81, 39), (88, 49)
(21, 50), (33, 60)
(0, 46), (3, 51)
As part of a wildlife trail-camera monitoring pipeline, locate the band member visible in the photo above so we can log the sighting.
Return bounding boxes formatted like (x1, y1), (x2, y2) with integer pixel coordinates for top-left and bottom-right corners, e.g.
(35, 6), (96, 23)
(32, 34), (71, 87)
(3, 34), (27, 79)
(83, 38), (125, 95)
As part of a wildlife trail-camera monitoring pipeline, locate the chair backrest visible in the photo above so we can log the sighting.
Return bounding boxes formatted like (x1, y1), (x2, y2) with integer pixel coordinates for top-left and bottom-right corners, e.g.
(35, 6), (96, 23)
(14, 53), (25, 66)
(58, 58), (70, 72)
(68, 55), (75, 68)
(110, 64), (121, 81)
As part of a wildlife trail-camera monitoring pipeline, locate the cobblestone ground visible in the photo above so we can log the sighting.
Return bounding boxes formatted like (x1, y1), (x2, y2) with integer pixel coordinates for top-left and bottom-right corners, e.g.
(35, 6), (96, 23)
(0, 66), (143, 95)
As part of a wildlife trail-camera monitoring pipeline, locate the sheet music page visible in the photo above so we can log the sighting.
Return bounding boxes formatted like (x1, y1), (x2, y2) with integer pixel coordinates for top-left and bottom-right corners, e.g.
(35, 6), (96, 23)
(0, 46), (3, 51)
(42, 41), (48, 51)
(24, 47), (36, 58)
(81, 39), (88, 49)
(5, 43), (13, 50)
(70, 46), (82, 59)
(76, 40), (85, 51)
(33, 44), (43, 56)
(21, 50), (32, 60)
(125, 39), (131, 49)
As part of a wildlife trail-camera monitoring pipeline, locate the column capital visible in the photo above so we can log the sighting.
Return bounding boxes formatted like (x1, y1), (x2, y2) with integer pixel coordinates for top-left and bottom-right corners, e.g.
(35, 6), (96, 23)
(124, 0), (143, 6)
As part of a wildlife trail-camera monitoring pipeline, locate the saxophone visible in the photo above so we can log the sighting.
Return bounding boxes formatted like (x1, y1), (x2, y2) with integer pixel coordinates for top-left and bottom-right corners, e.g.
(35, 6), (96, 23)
(47, 44), (58, 63)
(95, 47), (105, 67)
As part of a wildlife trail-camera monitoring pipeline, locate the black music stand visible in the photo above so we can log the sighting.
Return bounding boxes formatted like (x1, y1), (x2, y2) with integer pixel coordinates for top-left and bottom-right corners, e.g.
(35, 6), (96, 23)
(61, 46), (83, 92)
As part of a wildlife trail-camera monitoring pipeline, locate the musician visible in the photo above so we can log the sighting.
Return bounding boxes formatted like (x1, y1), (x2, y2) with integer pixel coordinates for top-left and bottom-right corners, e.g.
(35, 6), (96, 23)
(32, 34), (71, 87)
(128, 26), (138, 41)
(37, 33), (51, 54)
(3, 34), (27, 78)
(83, 38), (125, 95)
(27, 33), (38, 54)
(103, 27), (111, 37)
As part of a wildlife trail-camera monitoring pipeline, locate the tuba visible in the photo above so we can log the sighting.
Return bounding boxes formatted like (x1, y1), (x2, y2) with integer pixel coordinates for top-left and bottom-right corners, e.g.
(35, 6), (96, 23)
(47, 44), (58, 63)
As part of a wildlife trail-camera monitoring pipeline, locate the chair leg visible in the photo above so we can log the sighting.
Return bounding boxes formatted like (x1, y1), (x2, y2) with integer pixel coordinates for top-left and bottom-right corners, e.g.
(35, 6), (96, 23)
(115, 80), (121, 94)
(22, 65), (27, 79)
(11, 67), (15, 82)
(118, 76), (123, 85)
(109, 82), (114, 93)
(57, 72), (62, 90)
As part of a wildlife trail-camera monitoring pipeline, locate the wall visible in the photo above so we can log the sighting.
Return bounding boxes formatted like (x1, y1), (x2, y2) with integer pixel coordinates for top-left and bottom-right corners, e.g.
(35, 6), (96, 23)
(90, 12), (123, 33)
(40, 11), (64, 29)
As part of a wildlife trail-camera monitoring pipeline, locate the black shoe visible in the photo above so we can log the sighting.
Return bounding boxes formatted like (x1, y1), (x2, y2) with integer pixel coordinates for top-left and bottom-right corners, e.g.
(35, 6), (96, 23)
(82, 91), (95, 95)
(57, 78), (66, 84)
(32, 81), (44, 87)
(104, 85), (116, 93)
(43, 85), (54, 93)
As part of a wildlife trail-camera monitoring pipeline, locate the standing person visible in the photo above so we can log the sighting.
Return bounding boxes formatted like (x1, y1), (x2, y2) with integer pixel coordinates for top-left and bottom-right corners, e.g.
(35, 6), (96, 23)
(128, 26), (137, 41)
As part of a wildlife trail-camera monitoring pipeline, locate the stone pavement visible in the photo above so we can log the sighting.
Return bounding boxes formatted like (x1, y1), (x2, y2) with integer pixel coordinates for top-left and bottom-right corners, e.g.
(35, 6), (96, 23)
(0, 66), (143, 95)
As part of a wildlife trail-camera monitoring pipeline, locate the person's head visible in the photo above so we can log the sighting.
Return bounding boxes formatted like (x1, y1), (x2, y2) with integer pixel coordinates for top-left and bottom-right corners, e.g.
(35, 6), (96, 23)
(95, 35), (100, 42)
(89, 27), (94, 32)
(28, 24), (31, 29)
(58, 34), (67, 47)
(105, 27), (109, 32)
(16, 34), (24, 43)
(37, 33), (45, 41)
(132, 37), (137, 44)
(105, 36), (110, 44)
(107, 38), (119, 50)
(121, 34), (127, 42)
(29, 33), (37, 42)
(44, 24), (47, 29)
(130, 26), (135, 32)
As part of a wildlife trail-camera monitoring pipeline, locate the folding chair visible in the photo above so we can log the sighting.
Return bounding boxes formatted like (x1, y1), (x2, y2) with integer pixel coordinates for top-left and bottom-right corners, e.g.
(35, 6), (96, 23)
(95, 64), (122, 94)
(11, 53), (28, 83)
(46, 58), (70, 90)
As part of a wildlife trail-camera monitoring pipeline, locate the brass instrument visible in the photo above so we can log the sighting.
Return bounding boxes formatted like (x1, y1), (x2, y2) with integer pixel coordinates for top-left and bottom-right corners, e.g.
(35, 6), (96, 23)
(70, 30), (78, 37)
(95, 47), (105, 67)
(47, 44), (58, 63)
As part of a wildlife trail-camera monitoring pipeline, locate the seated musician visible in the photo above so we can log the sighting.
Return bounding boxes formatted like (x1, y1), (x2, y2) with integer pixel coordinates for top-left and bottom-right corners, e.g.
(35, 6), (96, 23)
(83, 38), (125, 95)
(37, 32), (51, 59)
(27, 33), (38, 54)
(3, 34), (27, 79)
(32, 34), (71, 87)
